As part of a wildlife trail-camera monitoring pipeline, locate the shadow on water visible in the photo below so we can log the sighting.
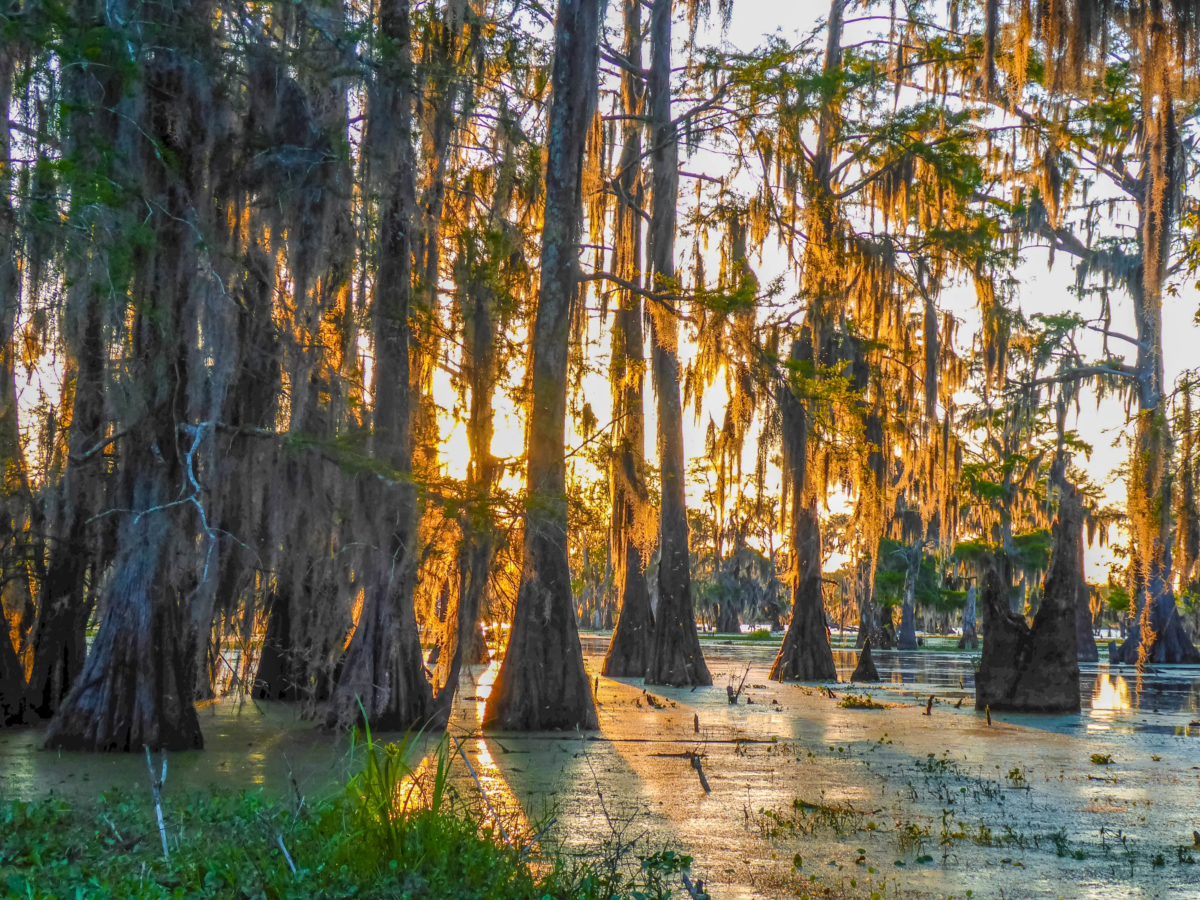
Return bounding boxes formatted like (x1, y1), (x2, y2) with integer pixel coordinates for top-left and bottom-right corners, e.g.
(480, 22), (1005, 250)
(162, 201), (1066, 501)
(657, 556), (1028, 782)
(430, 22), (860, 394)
(0, 700), (376, 803)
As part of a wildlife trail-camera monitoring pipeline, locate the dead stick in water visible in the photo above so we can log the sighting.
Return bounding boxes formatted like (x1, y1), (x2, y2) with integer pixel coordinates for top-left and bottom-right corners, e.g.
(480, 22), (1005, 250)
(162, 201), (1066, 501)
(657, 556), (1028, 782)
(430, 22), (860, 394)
(985, 705), (992, 726)
(690, 753), (711, 793)
(276, 831), (297, 875)
(143, 745), (169, 862)
(734, 665), (751, 702)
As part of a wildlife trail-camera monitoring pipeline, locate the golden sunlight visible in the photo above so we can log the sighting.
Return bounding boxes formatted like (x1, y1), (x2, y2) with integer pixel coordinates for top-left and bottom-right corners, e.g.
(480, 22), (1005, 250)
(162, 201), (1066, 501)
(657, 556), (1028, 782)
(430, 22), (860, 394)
(1091, 672), (1132, 713)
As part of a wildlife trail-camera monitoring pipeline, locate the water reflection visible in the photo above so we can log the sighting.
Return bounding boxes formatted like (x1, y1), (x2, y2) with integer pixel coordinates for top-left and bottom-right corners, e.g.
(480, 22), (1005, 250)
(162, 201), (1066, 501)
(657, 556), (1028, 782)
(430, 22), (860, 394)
(1091, 672), (1131, 713)
(578, 631), (1200, 732)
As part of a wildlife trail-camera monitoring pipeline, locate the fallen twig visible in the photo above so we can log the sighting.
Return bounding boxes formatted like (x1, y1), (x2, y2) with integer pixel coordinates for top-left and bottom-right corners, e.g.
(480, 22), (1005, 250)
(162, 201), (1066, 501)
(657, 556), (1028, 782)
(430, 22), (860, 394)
(143, 745), (169, 862)
(276, 831), (297, 875)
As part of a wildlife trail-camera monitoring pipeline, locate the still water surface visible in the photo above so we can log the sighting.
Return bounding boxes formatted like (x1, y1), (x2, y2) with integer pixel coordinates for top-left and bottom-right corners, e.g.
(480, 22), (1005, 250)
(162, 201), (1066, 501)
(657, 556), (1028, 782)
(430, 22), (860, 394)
(3, 637), (1200, 898)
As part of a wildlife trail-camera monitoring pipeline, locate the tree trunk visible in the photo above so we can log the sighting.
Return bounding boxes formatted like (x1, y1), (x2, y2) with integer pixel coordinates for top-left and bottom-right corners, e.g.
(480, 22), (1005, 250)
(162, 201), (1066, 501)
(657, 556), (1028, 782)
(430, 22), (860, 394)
(770, 341), (837, 682)
(1, 603), (22, 725)
(1112, 44), (1200, 663)
(0, 22), (34, 724)
(254, 590), (301, 701)
(958, 584), (979, 650)
(23, 4), (119, 718)
(483, 0), (601, 730)
(44, 10), (226, 749)
(603, 0), (655, 679)
(771, 499), (837, 681)
(976, 470), (1081, 712)
(851, 640), (881, 682)
(716, 603), (741, 635)
(643, 0), (709, 688)
(327, 0), (433, 731)
(854, 552), (882, 648)
(44, 482), (204, 750)
(897, 544), (920, 650)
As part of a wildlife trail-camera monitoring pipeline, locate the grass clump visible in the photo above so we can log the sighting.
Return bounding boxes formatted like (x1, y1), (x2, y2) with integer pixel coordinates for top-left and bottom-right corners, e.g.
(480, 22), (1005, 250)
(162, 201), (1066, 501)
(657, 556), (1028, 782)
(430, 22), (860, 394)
(838, 693), (887, 710)
(0, 727), (697, 899)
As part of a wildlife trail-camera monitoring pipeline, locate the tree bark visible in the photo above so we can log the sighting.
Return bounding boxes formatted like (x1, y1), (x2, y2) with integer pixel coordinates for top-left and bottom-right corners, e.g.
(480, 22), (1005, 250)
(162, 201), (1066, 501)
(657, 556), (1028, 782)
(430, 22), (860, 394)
(44, 482), (204, 750)
(1076, 580), (1098, 662)
(1, 602), (22, 724)
(897, 543), (920, 650)
(958, 584), (979, 650)
(1109, 15), (1198, 664)
(851, 640), (881, 682)
(770, 340), (837, 682)
(0, 14), (33, 724)
(643, 0), (710, 688)
(603, 0), (655, 679)
(44, 4), (229, 749)
(976, 469), (1082, 712)
(327, 0), (434, 732)
(483, 0), (601, 730)
(22, 1), (119, 718)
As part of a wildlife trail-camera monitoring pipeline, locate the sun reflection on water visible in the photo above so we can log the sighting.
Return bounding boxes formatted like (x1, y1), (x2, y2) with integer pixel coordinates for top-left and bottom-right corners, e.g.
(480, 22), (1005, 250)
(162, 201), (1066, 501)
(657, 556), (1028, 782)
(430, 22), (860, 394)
(474, 659), (500, 721)
(1091, 673), (1132, 713)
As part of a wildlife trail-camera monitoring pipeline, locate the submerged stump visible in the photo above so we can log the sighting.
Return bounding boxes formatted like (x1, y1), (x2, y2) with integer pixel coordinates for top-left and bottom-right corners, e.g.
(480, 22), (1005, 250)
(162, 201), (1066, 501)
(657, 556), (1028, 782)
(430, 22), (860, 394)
(976, 470), (1083, 713)
(850, 641), (881, 682)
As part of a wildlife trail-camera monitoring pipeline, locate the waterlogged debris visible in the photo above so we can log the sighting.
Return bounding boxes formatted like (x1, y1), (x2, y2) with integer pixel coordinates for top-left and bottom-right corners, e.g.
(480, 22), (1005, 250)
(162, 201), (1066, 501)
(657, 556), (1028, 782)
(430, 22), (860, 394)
(838, 693), (889, 710)
(1090, 753), (1114, 765)
(642, 690), (671, 709)
(691, 753), (711, 793)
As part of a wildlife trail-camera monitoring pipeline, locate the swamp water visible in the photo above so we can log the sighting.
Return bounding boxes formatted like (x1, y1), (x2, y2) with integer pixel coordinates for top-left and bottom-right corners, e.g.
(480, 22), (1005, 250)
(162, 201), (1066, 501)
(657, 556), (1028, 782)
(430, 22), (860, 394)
(2, 637), (1199, 899)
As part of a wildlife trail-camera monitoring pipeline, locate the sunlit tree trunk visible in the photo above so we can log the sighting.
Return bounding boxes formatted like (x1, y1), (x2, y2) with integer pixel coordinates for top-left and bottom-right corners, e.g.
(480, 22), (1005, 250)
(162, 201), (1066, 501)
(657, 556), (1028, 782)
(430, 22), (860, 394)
(770, 0), (844, 682)
(770, 338), (837, 682)
(1112, 28), (1199, 662)
(433, 140), (519, 707)
(327, 0), (434, 731)
(483, 0), (601, 730)
(644, 0), (709, 687)
(604, 0), (655, 678)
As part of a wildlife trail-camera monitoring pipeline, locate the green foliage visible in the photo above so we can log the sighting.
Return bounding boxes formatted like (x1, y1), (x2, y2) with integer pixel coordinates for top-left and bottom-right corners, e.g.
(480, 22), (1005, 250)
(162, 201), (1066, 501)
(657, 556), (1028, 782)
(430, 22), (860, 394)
(1011, 529), (1052, 574)
(1099, 581), (1131, 615)
(0, 727), (695, 900)
(873, 537), (957, 611)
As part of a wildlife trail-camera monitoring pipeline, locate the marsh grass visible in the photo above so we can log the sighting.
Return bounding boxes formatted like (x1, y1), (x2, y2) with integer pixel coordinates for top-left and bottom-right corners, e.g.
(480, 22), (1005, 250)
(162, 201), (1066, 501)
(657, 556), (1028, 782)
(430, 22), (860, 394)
(0, 723), (698, 899)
